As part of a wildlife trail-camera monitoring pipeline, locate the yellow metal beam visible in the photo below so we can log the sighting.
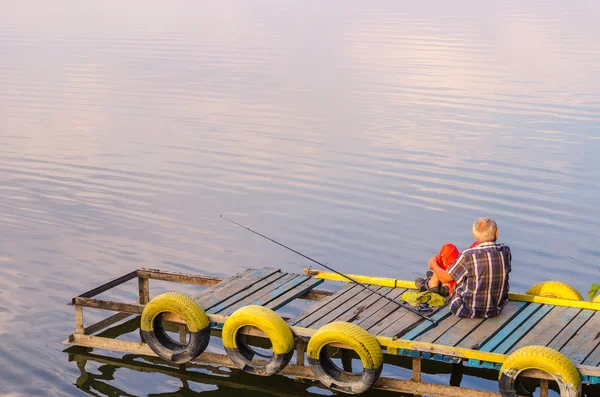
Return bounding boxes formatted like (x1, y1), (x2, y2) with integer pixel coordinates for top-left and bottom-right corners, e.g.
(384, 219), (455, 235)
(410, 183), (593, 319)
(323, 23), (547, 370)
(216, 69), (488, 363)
(304, 268), (600, 311)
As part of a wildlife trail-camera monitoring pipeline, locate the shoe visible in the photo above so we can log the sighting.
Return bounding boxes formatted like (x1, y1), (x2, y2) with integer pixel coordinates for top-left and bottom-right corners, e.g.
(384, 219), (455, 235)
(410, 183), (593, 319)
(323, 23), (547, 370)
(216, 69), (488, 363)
(424, 277), (440, 294)
(439, 285), (450, 297)
(414, 277), (427, 292)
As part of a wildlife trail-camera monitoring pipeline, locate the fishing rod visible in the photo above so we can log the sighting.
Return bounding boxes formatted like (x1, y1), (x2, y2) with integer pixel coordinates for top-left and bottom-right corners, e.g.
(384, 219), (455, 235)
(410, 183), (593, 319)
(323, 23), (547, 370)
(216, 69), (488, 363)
(220, 215), (438, 325)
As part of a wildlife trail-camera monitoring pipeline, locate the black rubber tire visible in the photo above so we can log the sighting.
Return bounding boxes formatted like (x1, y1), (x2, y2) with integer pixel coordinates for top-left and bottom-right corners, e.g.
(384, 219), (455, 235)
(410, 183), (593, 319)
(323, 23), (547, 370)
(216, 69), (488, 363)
(498, 346), (581, 397)
(140, 292), (210, 364)
(222, 305), (294, 376)
(307, 322), (383, 394)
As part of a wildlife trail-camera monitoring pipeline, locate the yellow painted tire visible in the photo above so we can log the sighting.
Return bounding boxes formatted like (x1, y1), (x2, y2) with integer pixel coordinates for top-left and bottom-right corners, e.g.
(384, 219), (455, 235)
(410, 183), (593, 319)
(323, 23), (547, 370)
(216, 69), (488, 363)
(222, 305), (294, 376)
(307, 322), (383, 394)
(525, 281), (583, 301)
(499, 346), (581, 397)
(140, 292), (210, 364)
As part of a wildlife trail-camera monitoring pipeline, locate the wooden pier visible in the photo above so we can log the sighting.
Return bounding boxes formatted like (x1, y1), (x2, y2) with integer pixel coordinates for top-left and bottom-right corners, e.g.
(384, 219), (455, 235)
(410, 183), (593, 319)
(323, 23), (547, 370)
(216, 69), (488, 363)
(64, 267), (600, 396)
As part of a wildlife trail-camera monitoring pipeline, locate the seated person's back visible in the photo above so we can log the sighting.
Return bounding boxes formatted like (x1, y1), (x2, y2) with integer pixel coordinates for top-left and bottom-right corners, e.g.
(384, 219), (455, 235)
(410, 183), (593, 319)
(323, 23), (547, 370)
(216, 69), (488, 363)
(429, 217), (511, 318)
(448, 239), (511, 318)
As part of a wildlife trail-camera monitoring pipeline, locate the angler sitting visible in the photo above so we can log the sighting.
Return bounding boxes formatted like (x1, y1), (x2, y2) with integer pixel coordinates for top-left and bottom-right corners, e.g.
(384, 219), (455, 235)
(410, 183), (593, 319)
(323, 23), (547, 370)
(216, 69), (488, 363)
(426, 217), (511, 318)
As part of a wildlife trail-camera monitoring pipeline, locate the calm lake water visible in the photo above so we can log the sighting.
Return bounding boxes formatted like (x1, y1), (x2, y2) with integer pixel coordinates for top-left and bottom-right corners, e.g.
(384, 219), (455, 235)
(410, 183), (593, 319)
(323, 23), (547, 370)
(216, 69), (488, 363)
(1, 1), (600, 396)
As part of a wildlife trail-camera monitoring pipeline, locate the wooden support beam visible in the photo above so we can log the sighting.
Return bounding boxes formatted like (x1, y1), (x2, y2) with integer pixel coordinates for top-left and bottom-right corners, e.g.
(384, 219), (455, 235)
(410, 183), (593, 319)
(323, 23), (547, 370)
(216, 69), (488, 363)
(65, 334), (521, 397)
(412, 357), (422, 382)
(540, 379), (549, 397)
(69, 296), (600, 378)
(85, 312), (132, 335)
(76, 270), (138, 300)
(137, 268), (223, 286)
(75, 306), (84, 335)
(296, 342), (305, 366)
(138, 277), (149, 304)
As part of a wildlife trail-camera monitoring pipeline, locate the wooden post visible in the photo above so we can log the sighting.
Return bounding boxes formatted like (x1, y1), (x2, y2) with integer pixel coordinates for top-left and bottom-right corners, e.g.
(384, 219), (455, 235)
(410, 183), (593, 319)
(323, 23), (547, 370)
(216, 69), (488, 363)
(180, 324), (187, 344)
(540, 379), (549, 397)
(296, 342), (305, 366)
(412, 357), (422, 382)
(138, 277), (149, 304)
(75, 305), (84, 335)
(341, 349), (352, 372)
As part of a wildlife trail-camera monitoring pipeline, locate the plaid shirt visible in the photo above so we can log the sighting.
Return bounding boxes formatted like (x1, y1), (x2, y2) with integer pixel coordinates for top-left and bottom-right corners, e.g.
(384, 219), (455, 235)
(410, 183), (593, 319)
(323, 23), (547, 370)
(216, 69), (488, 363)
(447, 242), (511, 318)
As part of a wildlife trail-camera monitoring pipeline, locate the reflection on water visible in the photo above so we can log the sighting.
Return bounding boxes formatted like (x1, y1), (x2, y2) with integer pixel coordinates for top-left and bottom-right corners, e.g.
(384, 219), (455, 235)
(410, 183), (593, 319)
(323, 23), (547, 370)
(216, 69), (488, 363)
(1, 0), (600, 396)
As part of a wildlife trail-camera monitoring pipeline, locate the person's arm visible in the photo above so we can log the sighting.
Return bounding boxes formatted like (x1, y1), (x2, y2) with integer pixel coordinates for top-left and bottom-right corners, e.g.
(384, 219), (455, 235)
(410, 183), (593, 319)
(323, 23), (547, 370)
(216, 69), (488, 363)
(428, 256), (454, 284)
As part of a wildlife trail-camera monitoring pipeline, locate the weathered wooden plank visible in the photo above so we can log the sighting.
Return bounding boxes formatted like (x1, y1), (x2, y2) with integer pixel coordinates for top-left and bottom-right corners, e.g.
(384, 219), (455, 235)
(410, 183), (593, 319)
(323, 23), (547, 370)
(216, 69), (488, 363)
(265, 277), (325, 311)
(492, 304), (554, 354)
(138, 277), (149, 304)
(217, 273), (301, 315)
(208, 272), (292, 314)
(137, 268), (223, 286)
(76, 270), (138, 300)
(309, 286), (387, 329)
(85, 312), (133, 335)
(547, 309), (595, 351)
(365, 303), (413, 335)
(75, 306), (84, 334)
(193, 268), (255, 301)
(479, 303), (542, 352)
(295, 284), (365, 328)
(456, 301), (528, 350)
(434, 317), (485, 347)
(195, 267), (280, 309)
(288, 284), (359, 327)
(334, 287), (394, 325)
(508, 306), (578, 354)
(583, 343), (600, 366)
(396, 307), (453, 340)
(415, 312), (463, 344)
(560, 311), (600, 364)
(353, 288), (407, 329)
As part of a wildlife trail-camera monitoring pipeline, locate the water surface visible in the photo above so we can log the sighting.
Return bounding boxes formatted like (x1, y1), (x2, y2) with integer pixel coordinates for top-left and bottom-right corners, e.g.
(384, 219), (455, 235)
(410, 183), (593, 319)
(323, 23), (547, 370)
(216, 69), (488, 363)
(1, 1), (600, 396)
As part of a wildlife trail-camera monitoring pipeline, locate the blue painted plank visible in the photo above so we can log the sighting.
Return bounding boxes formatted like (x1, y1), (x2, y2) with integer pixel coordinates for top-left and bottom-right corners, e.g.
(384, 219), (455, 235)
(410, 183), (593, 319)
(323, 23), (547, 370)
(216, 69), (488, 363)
(492, 304), (554, 354)
(507, 305), (579, 354)
(478, 303), (542, 352)
(456, 301), (528, 349)
(560, 311), (600, 364)
(399, 306), (453, 341)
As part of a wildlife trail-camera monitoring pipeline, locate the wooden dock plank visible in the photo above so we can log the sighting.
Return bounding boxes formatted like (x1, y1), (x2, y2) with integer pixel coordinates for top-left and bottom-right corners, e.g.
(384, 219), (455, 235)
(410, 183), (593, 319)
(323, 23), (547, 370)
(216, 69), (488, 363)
(309, 286), (388, 329)
(456, 301), (527, 350)
(214, 273), (297, 315)
(547, 309), (595, 351)
(398, 307), (453, 340)
(583, 343), (600, 367)
(332, 287), (394, 325)
(195, 267), (280, 309)
(415, 312), (462, 343)
(264, 277), (325, 311)
(434, 317), (484, 347)
(375, 301), (447, 338)
(492, 304), (554, 354)
(479, 303), (542, 352)
(560, 311), (600, 364)
(366, 300), (420, 336)
(508, 306), (578, 354)
(295, 284), (367, 328)
(287, 283), (357, 326)
(353, 288), (407, 330)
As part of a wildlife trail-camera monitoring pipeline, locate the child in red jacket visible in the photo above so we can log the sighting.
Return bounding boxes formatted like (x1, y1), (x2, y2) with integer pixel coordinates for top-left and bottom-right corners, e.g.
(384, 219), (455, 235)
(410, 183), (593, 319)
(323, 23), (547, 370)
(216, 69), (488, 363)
(415, 242), (476, 296)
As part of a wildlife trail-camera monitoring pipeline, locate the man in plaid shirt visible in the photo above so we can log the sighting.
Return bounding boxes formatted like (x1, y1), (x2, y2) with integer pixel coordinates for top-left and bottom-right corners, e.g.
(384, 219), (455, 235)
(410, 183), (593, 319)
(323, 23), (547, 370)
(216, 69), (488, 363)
(428, 218), (511, 318)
